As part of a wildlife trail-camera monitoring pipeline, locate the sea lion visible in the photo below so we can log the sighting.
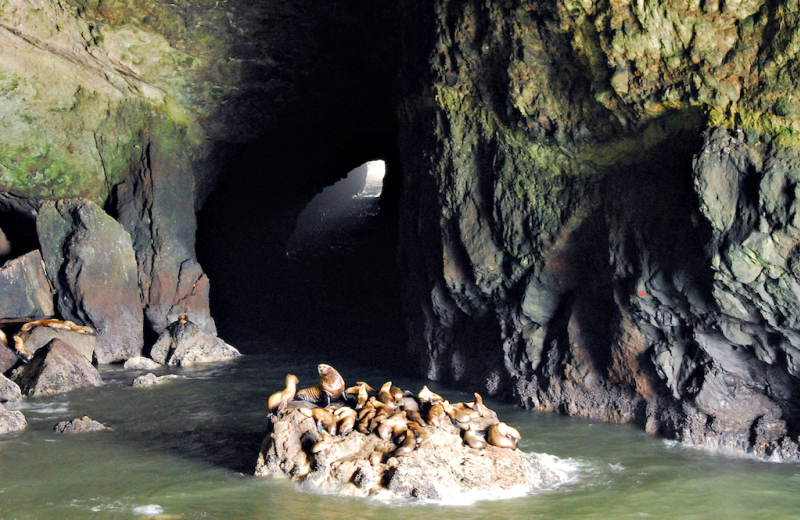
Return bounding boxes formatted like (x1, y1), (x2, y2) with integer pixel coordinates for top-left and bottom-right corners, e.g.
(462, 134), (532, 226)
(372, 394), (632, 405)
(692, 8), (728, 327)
(462, 424), (487, 449)
(406, 409), (427, 427)
(12, 335), (33, 360)
(334, 406), (357, 435)
(299, 407), (338, 435)
(312, 430), (333, 453)
(418, 385), (444, 404)
(178, 313), (189, 325)
(487, 422), (521, 449)
(267, 374), (299, 412)
(378, 381), (395, 407)
(295, 364), (345, 406)
(392, 430), (417, 456)
(427, 402), (448, 429)
(472, 392), (498, 419)
(20, 319), (95, 335)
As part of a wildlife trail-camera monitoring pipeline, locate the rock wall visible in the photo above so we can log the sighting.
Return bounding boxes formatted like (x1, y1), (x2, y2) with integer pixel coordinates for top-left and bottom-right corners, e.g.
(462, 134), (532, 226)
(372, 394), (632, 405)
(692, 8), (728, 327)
(396, 0), (800, 458)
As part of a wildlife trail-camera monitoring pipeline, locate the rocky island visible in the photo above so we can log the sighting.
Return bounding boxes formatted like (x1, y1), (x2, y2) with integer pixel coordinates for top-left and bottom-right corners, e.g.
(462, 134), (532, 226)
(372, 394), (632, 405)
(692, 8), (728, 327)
(255, 364), (562, 499)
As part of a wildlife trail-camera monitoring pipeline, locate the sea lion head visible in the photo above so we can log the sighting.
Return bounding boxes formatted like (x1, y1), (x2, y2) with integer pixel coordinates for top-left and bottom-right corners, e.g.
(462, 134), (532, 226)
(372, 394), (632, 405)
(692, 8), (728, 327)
(318, 364), (345, 399)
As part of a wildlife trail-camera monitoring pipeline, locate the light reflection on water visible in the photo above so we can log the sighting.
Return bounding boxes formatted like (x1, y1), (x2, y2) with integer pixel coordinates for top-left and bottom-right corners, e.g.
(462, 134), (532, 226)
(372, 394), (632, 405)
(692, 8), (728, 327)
(2, 349), (800, 520)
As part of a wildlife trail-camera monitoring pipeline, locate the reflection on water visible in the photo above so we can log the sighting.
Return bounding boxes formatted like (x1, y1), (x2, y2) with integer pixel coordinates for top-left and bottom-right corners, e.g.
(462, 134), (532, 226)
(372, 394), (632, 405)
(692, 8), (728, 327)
(2, 350), (800, 520)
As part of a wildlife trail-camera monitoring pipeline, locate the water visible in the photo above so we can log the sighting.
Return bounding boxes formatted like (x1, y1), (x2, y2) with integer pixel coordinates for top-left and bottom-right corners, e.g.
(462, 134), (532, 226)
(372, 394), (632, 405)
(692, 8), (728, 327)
(2, 351), (800, 519)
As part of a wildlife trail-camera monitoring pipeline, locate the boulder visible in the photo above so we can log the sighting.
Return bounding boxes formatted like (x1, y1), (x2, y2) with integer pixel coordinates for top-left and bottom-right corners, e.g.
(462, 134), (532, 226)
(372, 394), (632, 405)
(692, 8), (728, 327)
(36, 199), (144, 363)
(150, 319), (240, 366)
(53, 416), (112, 434)
(10, 339), (103, 397)
(15, 326), (96, 363)
(132, 372), (186, 387)
(255, 408), (561, 500)
(0, 373), (21, 402)
(0, 250), (54, 320)
(0, 344), (18, 373)
(112, 139), (217, 337)
(123, 357), (162, 371)
(0, 402), (26, 435)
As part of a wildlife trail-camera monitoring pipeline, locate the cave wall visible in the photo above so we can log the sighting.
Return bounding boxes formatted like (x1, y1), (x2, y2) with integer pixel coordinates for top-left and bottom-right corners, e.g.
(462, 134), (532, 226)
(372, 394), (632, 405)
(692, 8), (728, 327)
(396, 0), (800, 458)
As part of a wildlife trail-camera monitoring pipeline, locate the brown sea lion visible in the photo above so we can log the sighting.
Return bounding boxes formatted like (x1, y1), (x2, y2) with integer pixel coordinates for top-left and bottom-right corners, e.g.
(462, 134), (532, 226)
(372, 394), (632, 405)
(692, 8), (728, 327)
(462, 424), (487, 449)
(20, 319), (95, 335)
(334, 406), (357, 435)
(312, 430), (333, 453)
(299, 407), (337, 435)
(267, 374), (299, 412)
(487, 422), (521, 449)
(418, 385), (444, 404)
(378, 381), (395, 407)
(295, 364), (345, 406)
(178, 313), (189, 325)
(12, 335), (33, 360)
(392, 430), (417, 456)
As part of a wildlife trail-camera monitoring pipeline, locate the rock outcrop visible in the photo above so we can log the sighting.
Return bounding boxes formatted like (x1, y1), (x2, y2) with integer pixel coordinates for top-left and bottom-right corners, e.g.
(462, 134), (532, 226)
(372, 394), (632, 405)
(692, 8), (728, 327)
(256, 408), (559, 499)
(0, 374), (21, 402)
(53, 416), (112, 434)
(15, 325), (96, 363)
(150, 318), (240, 366)
(0, 403), (26, 435)
(123, 357), (162, 371)
(11, 339), (103, 397)
(395, 0), (800, 459)
(37, 199), (143, 363)
(0, 250), (54, 320)
(132, 372), (185, 388)
(0, 345), (18, 373)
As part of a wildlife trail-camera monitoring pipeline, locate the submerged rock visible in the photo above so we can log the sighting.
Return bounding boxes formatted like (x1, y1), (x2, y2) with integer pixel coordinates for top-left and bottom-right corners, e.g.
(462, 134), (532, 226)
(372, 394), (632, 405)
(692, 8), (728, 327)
(0, 403), (26, 435)
(132, 372), (186, 387)
(0, 373), (21, 402)
(10, 339), (103, 397)
(150, 317), (240, 366)
(53, 416), (112, 434)
(255, 408), (559, 499)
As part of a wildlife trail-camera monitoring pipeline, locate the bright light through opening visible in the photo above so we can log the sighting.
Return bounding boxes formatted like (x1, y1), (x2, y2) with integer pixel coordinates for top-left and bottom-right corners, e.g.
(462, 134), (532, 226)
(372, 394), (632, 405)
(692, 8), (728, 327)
(359, 160), (386, 198)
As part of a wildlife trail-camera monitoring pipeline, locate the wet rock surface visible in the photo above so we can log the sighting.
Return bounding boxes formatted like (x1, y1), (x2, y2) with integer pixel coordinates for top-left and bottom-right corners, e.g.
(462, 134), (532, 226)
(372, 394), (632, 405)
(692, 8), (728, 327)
(0, 402), (26, 435)
(11, 339), (103, 397)
(255, 408), (559, 499)
(132, 373), (186, 388)
(37, 199), (143, 363)
(53, 416), (112, 434)
(0, 373), (21, 402)
(123, 357), (162, 371)
(0, 250), (54, 320)
(0, 345), (18, 373)
(150, 318), (240, 366)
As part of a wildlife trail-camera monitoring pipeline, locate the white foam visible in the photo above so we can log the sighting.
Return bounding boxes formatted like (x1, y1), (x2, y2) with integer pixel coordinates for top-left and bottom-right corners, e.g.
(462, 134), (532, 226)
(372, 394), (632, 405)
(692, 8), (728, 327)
(133, 504), (164, 515)
(661, 438), (788, 463)
(5, 400), (69, 415)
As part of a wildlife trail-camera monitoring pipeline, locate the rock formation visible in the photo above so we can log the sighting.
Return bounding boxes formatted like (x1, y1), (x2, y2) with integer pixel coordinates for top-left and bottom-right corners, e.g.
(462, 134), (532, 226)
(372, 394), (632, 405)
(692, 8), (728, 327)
(0, 374), (21, 402)
(150, 317), (240, 366)
(0, 250), (54, 320)
(53, 416), (112, 434)
(132, 373), (185, 388)
(11, 338), (103, 397)
(37, 199), (143, 363)
(0, 402), (26, 435)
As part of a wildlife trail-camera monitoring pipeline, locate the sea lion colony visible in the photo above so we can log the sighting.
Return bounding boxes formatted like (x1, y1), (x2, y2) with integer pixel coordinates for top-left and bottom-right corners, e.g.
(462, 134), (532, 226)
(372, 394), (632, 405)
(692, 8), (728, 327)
(2, 319), (96, 361)
(267, 364), (521, 456)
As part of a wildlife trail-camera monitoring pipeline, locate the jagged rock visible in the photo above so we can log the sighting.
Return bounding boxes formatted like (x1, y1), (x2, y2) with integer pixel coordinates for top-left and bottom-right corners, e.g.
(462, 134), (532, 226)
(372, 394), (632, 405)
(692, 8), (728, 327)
(53, 416), (112, 434)
(16, 326), (96, 363)
(255, 409), (561, 499)
(0, 250), (54, 320)
(112, 139), (217, 338)
(0, 402), (26, 435)
(0, 373), (21, 402)
(10, 339), (103, 397)
(132, 372), (186, 388)
(0, 344), (18, 373)
(123, 357), (162, 371)
(150, 319), (240, 366)
(37, 199), (143, 363)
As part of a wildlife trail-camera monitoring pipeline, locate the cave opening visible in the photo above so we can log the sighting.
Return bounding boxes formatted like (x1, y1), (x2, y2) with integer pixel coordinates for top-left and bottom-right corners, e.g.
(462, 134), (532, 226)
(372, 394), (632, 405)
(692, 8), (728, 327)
(196, 149), (405, 370)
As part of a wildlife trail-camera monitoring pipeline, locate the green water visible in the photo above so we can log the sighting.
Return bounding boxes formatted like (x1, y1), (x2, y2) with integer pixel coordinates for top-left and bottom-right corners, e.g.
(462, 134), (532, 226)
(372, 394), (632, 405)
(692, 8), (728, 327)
(2, 349), (799, 520)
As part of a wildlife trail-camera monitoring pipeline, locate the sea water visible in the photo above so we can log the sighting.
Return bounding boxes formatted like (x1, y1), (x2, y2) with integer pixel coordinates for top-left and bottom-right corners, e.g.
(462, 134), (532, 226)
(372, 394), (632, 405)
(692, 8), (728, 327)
(2, 348), (800, 520)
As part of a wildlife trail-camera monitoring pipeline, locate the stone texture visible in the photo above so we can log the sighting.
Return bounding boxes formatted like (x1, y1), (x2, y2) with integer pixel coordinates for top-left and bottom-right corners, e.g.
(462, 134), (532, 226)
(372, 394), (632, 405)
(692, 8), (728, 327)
(111, 138), (216, 338)
(11, 339), (103, 397)
(0, 373), (21, 402)
(0, 402), (26, 435)
(132, 372), (185, 388)
(53, 416), (112, 434)
(0, 250), (54, 320)
(0, 344), (18, 373)
(394, 0), (800, 460)
(123, 356), (162, 371)
(150, 319), (240, 366)
(255, 408), (559, 499)
(37, 199), (143, 363)
(16, 326), (96, 363)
